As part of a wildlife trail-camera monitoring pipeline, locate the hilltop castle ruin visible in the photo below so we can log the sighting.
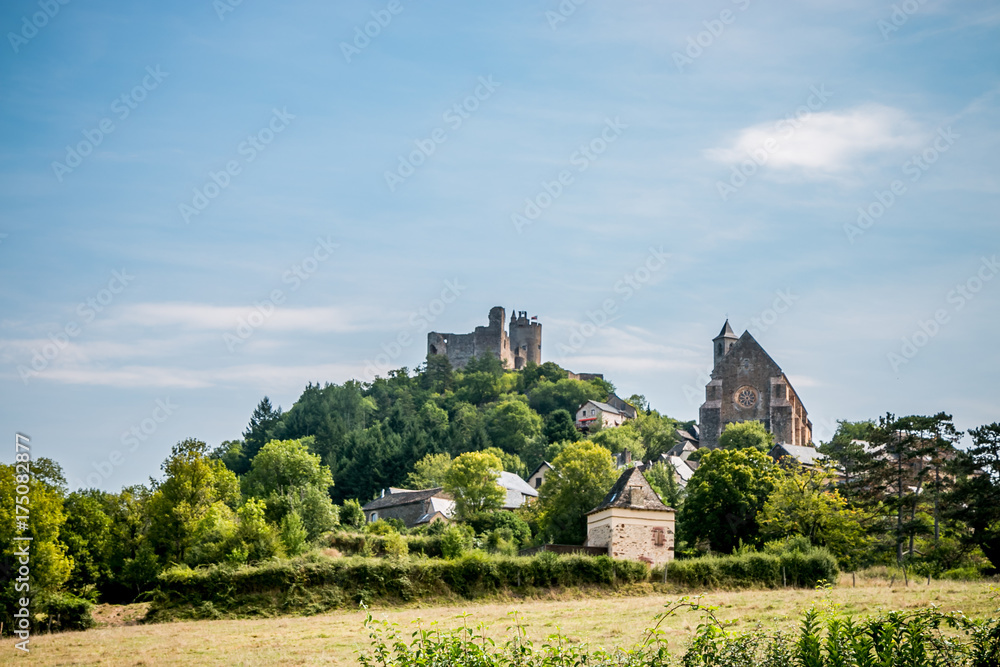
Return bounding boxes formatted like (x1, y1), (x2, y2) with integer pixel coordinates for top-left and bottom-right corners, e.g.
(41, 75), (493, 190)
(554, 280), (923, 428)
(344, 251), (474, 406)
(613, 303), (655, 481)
(427, 306), (541, 370)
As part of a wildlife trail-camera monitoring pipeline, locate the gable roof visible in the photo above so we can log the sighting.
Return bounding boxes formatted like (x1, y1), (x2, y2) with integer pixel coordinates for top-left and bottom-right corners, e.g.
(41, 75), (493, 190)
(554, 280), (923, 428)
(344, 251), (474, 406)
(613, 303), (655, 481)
(581, 400), (623, 415)
(362, 487), (448, 511)
(527, 461), (553, 479)
(716, 330), (783, 377)
(587, 467), (672, 514)
(498, 470), (538, 509)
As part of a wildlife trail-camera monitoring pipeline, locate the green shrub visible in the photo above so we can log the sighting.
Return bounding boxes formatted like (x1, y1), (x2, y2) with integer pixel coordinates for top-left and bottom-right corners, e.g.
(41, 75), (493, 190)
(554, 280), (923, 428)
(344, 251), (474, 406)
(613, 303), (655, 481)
(440, 524), (474, 559)
(940, 566), (982, 581)
(37, 592), (95, 633)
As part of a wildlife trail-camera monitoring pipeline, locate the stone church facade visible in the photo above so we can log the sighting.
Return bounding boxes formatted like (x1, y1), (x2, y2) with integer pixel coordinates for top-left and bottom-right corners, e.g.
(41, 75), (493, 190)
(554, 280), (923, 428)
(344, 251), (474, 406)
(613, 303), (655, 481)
(427, 306), (541, 370)
(699, 320), (812, 449)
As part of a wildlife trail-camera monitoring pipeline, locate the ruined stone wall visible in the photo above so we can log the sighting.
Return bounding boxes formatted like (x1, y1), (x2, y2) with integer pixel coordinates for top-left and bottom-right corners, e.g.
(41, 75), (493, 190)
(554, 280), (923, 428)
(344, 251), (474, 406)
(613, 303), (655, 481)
(426, 306), (513, 369)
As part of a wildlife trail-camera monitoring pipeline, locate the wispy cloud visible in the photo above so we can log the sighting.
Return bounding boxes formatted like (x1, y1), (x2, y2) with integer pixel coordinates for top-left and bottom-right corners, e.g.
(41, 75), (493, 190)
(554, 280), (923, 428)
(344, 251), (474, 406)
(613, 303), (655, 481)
(108, 302), (393, 333)
(705, 104), (925, 176)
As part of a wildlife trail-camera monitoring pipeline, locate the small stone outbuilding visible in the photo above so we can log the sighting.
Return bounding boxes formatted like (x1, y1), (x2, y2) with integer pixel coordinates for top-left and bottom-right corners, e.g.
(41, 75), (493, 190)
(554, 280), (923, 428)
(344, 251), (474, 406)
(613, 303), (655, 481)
(584, 467), (675, 566)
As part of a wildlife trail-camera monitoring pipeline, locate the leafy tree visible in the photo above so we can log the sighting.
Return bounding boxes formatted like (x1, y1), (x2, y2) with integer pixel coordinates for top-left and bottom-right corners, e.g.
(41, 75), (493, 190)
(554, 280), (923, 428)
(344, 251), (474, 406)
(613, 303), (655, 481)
(233, 498), (283, 564)
(405, 452), (453, 489)
(243, 438), (337, 540)
(543, 409), (579, 445)
(528, 378), (604, 417)
(340, 499), (366, 529)
(455, 371), (502, 406)
(279, 511), (309, 556)
(817, 420), (875, 503)
(718, 420), (774, 452)
(100, 485), (157, 601)
(516, 361), (569, 394)
(484, 397), (543, 457)
(466, 510), (532, 547)
(482, 447), (526, 478)
(679, 447), (777, 553)
(758, 465), (871, 570)
(645, 461), (683, 510)
(538, 440), (618, 544)
(61, 490), (112, 597)
(210, 439), (246, 474)
(947, 422), (1000, 571)
(591, 424), (646, 461)
(464, 353), (506, 376)
(0, 458), (73, 631)
(440, 523), (474, 558)
(420, 353), (454, 393)
(443, 451), (505, 519)
(147, 438), (241, 563)
(239, 397), (283, 473)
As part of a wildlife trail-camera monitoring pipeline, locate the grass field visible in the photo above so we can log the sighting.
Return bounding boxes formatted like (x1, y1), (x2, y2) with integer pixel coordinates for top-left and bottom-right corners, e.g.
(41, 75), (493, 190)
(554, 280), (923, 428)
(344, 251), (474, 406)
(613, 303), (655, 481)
(20, 576), (996, 666)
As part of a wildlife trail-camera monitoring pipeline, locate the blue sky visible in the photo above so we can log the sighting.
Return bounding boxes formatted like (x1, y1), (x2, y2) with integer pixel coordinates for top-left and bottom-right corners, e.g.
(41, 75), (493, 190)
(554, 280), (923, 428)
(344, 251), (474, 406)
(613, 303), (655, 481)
(1, 0), (998, 491)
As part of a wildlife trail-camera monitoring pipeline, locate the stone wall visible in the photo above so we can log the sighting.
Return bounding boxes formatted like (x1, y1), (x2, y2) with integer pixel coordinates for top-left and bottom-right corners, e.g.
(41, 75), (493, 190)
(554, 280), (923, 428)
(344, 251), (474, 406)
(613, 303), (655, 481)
(586, 507), (675, 566)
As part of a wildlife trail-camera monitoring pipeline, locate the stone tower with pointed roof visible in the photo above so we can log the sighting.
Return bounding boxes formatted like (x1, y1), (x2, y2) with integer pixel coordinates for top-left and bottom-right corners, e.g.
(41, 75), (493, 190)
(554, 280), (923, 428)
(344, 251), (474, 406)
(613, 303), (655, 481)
(584, 467), (675, 566)
(699, 321), (812, 449)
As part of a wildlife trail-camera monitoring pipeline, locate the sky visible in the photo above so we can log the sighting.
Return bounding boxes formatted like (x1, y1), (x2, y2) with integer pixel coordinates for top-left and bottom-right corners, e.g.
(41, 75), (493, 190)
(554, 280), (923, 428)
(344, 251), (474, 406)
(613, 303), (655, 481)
(1, 0), (998, 491)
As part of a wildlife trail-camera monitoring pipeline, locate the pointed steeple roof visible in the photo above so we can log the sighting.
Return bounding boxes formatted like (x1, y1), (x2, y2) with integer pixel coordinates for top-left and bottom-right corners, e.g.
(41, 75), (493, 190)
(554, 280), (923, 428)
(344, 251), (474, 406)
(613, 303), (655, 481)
(586, 467), (673, 514)
(714, 319), (738, 341)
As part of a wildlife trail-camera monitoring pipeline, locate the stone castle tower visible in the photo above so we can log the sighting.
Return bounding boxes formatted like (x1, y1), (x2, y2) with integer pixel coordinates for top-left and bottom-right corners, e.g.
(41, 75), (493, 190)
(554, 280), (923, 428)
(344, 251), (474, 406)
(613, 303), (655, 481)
(427, 306), (541, 370)
(508, 310), (542, 369)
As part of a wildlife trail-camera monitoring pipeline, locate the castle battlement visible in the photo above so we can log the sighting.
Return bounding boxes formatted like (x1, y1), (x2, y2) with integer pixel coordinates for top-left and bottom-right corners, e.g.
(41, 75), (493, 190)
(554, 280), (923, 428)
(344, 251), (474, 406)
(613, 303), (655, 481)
(427, 306), (541, 370)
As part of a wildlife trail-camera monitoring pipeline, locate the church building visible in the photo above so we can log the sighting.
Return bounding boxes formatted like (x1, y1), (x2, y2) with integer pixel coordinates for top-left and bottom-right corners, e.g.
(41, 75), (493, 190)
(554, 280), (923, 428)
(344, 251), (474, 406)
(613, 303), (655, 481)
(698, 320), (812, 449)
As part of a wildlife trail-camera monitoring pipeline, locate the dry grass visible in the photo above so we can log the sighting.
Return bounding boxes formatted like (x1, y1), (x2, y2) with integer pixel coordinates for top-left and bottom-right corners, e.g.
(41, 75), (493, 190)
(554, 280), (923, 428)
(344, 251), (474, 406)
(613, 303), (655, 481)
(22, 579), (996, 666)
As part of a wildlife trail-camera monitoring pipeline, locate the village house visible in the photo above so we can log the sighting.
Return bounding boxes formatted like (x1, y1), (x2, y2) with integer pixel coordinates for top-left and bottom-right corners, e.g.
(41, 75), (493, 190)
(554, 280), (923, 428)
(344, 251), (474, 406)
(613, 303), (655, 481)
(526, 461), (553, 490)
(576, 400), (631, 430)
(361, 488), (455, 528)
(585, 467), (675, 567)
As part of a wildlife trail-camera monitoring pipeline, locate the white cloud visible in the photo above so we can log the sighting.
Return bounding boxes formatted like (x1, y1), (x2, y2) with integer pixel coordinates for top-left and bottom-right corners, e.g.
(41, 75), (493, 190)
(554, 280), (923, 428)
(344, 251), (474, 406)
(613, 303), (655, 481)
(706, 104), (925, 175)
(26, 363), (363, 389)
(107, 302), (396, 333)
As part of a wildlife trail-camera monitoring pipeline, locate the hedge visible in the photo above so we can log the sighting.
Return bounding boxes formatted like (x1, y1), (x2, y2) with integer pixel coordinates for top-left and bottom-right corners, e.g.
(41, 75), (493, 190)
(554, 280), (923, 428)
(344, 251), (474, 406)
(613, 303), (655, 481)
(663, 548), (838, 588)
(327, 532), (445, 558)
(147, 551), (650, 620)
